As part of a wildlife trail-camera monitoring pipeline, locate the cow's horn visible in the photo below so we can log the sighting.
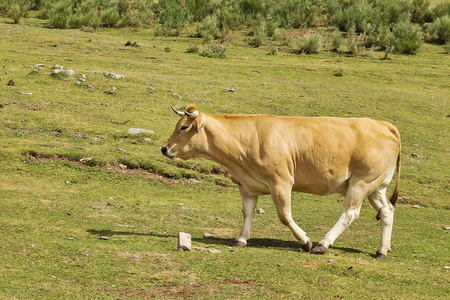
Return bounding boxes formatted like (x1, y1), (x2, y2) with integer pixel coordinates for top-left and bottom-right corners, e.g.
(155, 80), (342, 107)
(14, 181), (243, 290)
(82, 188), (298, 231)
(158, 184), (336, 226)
(171, 106), (185, 117)
(185, 110), (199, 119)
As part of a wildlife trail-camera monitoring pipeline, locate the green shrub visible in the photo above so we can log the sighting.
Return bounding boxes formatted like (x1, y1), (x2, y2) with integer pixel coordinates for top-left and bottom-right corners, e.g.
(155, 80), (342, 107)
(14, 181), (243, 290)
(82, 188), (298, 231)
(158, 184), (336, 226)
(331, 29), (342, 52)
(392, 21), (423, 54)
(197, 15), (218, 43)
(411, 0), (434, 24)
(428, 15), (450, 44)
(48, 1), (72, 29)
(101, 7), (122, 27)
(433, 2), (450, 18)
(296, 34), (322, 54)
(252, 19), (266, 47)
(200, 44), (227, 58)
(275, 0), (318, 29)
(219, 0), (244, 31)
(186, 44), (200, 54)
(6, 0), (31, 23)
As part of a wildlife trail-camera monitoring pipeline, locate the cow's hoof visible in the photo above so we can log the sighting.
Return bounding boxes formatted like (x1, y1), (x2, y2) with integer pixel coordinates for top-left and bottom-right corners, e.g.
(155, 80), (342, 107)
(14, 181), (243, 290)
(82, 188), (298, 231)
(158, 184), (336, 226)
(311, 244), (328, 254)
(375, 251), (387, 260)
(300, 238), (313, 252)
(232, 241), (247, 248)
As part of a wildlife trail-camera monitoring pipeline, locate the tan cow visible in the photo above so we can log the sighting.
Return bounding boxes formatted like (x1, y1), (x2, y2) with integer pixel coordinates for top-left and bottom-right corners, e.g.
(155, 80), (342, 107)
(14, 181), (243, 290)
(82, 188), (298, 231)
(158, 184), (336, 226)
(161, 105), (401, 259)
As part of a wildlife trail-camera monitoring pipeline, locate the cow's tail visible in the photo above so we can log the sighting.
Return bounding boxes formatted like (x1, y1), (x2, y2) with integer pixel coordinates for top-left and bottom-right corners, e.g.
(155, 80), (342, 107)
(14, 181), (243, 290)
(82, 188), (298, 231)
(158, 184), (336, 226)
(388, 124), (401, 207)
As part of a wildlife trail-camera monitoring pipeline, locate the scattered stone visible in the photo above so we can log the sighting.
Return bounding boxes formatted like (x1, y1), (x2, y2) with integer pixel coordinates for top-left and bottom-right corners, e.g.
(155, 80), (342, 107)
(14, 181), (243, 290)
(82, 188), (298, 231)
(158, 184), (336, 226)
(127, 128), (154, 135)
(187, 178), (199, 184)
(256, 208), (265, 214)
(78, 78), (86, 83)
(118, 163), (127, 170)
(99, 236), (109, 240)
(90, 205), (104, 209)
(173, 93), (182, 99)
(7, 79), (16, 86)
(444, 266), (450, 270)
(105, 72), (124, 79)
(204, 233), (215, 239)
(51, 65), (75, 78)
(410, 153), (422, 158)
(80, 157), (92, 162)
(222, 88), (235, 92)
(178, 232), (192, 251)
(107, 86), (116, 94)
(87, 84), (94, 89)
(443, 226), (450, 230)
(16, 92), (32, 95)
(143, 138), (152, 142)
(178, 203), (184, 206)
(413, 205), (420, 209)
(116, 148), (126, 152)
(66, 212), (72, 216)
(149, 86), (155, 94)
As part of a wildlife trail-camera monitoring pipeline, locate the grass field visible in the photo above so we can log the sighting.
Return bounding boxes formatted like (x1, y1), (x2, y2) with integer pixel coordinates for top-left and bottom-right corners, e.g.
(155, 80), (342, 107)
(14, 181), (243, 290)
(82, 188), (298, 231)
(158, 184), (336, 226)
(0, 15), (449, 299)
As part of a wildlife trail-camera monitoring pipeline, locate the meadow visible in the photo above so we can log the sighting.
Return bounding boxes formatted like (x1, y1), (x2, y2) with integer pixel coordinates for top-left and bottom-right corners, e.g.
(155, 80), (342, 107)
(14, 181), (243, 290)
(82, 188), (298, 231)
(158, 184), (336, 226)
(0, 10), (449, 299)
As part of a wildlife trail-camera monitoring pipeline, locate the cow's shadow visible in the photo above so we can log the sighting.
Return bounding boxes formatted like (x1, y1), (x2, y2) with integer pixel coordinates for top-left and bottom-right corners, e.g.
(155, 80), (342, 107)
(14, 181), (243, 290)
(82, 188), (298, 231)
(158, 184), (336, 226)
(87, 229), (373, 256)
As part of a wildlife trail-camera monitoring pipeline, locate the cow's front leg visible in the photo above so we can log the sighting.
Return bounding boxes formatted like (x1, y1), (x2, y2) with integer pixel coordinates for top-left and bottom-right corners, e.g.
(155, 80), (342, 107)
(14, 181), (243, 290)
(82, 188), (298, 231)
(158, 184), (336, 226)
(233, 187), (258, 247)
(271, 183), (312, 252)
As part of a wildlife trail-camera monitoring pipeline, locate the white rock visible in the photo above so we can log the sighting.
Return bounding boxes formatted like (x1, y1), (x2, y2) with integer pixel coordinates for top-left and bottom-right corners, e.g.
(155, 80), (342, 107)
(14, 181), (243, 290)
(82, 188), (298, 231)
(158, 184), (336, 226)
(204, 233), (215, 239)
(178, 232), (192, 251)
(105, 72), (124, 79)
(256, 208), (265, 214)
(127, 128), (154, 135)
(173, 93), (182, 99)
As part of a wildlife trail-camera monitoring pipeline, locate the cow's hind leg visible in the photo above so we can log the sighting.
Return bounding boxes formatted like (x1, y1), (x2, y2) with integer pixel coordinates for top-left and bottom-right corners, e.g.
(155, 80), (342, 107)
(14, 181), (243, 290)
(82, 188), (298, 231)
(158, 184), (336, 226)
(311, 182), (367, 255)
(368, 186), (395, 260)
(234, 187), (258, 247)
(271, 183), (312, 252)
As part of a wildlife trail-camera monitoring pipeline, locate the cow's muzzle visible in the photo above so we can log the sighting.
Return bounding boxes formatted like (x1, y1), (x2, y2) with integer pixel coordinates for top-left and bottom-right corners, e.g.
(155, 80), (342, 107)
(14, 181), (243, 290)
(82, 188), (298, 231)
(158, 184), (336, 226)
(161, 146), (175, 158)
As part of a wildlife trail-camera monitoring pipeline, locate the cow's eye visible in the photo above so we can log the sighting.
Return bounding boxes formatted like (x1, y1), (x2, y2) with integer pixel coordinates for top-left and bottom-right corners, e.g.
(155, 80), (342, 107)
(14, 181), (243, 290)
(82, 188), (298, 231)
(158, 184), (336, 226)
(180, 125), (189, 132)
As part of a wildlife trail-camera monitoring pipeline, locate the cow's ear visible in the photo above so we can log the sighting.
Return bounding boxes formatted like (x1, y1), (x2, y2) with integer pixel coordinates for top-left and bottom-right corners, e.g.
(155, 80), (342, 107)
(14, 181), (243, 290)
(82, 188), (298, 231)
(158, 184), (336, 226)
(185, 104), (199, 119)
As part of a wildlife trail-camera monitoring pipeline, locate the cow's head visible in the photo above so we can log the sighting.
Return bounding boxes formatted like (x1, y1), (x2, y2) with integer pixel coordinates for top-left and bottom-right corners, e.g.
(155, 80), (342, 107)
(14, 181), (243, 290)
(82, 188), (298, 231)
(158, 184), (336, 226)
(161, 104), (205, 160)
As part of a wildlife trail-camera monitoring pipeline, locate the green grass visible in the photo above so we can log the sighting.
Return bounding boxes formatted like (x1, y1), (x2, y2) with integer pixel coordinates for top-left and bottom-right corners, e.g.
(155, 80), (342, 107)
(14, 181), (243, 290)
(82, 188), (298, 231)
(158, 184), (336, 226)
(0, 17), (449, 299)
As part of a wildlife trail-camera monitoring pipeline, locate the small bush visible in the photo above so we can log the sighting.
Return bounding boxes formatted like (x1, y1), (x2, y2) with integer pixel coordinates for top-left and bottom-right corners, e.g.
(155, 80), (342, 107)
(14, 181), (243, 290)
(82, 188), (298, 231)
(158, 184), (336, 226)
(392, 21), (423, 54)
(331, 29), (343, 52)
(6, 0), (31, 23)
(252, 20), (266, 47)
(444, 40), (450, 54)
(428, 15), (450, 44)
(296, 34), (322, 54)
(200, 44), (227, 58)
(101, 7), (122, 27)
(48, 1), (72, 29)
(197, 15), (218, 43)
(186, 44), (200, 54)
(268, 47), (278, 55)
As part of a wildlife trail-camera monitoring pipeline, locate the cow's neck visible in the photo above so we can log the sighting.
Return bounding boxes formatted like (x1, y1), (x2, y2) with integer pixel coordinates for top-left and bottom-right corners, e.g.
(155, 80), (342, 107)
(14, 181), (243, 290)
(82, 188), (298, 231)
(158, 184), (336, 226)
(200, 114), (252, 176)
